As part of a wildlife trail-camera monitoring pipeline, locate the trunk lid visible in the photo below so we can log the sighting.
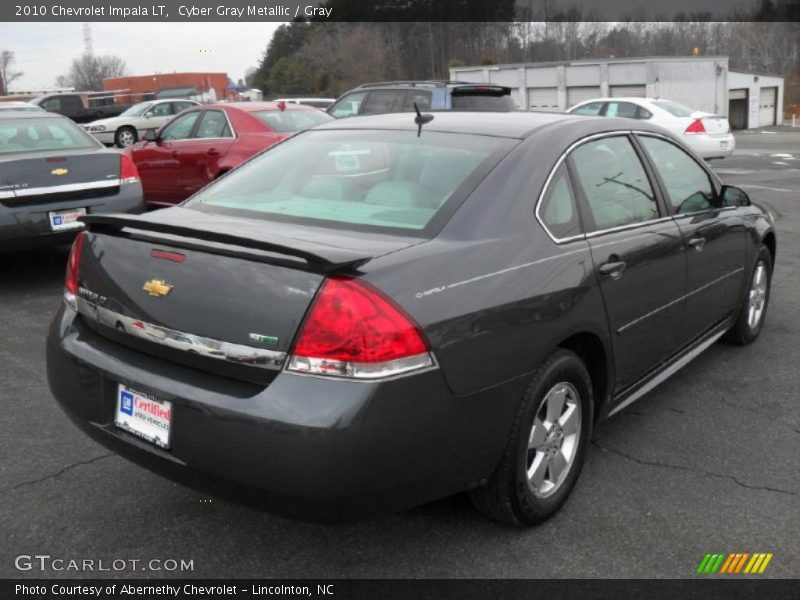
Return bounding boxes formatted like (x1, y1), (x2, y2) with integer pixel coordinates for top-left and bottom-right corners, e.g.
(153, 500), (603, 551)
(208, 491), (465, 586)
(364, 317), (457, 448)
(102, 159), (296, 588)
(75, 206), (425, 383)
(0, 150), (120, 206)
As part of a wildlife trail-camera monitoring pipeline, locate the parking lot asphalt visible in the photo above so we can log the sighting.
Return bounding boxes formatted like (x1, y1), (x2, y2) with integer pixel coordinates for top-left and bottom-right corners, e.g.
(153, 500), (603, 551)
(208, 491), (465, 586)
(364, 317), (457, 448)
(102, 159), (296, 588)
(1, 129), (798, 579)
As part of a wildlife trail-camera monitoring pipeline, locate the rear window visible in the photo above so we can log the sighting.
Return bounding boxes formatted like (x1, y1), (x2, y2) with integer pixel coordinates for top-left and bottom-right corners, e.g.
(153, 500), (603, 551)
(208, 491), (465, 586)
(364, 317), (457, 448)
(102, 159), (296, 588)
(652, 100), (695, 117)
(187, 130), (513, 234)
(0, 117), (98, 155)
(451, 88), (515, 111)
(253, 109), (333, 132)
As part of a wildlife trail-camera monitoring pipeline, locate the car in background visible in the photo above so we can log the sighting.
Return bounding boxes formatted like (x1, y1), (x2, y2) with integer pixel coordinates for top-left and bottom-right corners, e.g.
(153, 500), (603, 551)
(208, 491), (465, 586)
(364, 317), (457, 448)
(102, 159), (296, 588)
(567, 97), (735, 159)
(0, 112), (144, 252)
(30, 92), (131, 124)
(0, 101), (45, 113)
(83, 99), (200, 148)
(328, 81), (516, 118)
(126, 101), (333, 208)
(273, 98), (336, 109)
(48, 111), (774, 525)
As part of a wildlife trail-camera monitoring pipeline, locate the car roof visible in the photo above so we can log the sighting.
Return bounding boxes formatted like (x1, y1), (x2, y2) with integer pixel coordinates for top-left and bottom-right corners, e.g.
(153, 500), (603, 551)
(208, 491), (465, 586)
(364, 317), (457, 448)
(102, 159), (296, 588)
(313, 111), (607, 139)
(0, 110), (66, 120)
(209, 101), (322, 113)
(354, 80), (505, 90)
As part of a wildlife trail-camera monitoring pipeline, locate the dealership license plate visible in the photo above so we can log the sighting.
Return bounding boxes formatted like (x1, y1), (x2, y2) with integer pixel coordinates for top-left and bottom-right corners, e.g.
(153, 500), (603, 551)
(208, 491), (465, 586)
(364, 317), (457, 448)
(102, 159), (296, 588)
(48, 207), (86, 231)
(114, 385), (172, 449)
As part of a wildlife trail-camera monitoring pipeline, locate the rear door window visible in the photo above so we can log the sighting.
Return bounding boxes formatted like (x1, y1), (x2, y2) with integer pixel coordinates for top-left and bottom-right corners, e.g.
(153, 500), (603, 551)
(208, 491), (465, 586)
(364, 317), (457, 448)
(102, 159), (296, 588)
(605, 102), (638, 119)
(150, 102), (173, 117)
(451, 88), (515, 110)
(570, 136), (659, 232)
(362, 91), (402, 115)
(400, 90), (433, 111)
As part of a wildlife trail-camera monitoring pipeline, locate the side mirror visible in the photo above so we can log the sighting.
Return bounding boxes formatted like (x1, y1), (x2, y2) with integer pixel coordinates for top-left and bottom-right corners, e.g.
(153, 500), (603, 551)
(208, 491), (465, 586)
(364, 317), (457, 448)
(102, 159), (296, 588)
(721, 185), (750, 207)
(143, 129), (159, 142)
(144, 112), (153, 119)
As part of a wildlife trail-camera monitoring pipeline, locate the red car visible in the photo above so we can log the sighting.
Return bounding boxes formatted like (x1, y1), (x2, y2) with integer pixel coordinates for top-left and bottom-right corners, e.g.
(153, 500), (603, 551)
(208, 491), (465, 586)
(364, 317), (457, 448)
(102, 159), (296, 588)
(126, 102), (333, 208)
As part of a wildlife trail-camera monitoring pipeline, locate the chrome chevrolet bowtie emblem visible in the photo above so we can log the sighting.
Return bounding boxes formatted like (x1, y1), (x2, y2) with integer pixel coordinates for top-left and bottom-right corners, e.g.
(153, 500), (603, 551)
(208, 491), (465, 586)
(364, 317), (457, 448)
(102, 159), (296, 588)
(51, 168), (69, 176)
(142, 279), (173, 297)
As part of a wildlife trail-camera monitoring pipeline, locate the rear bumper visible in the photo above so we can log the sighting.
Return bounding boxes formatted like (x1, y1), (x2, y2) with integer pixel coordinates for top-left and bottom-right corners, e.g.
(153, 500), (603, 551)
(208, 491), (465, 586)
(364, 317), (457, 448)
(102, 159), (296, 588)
(46, 305), (524, 522)
(684, 132), (735, 159)
(0, 184), (144, 252)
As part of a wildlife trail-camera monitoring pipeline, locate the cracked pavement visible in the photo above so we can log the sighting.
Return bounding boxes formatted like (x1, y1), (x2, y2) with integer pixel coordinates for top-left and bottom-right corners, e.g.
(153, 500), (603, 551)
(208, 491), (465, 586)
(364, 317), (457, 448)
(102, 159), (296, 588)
(0, 130), (798, 579)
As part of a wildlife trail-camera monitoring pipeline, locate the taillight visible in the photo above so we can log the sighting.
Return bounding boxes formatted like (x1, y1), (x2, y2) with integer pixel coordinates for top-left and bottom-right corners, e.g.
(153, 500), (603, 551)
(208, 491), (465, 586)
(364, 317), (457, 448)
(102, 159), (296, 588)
(64, 232), (86, 309)
(119, 153), (140, 184)
(685, 119), (706, 134)
(287, 277), (434, 379)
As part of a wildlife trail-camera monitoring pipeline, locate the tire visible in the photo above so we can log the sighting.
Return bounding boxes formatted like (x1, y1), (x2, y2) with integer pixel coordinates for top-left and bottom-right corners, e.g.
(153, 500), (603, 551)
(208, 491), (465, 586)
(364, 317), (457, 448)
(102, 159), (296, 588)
(724, 245), (773, 345)
(470, 349), (593, 526)
(115, 126), (138, 148)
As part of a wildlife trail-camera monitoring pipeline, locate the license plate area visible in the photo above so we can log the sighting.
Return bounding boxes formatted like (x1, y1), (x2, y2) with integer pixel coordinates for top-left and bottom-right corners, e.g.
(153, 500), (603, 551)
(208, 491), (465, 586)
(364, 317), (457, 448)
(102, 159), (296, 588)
(114, 384), (172, 449)
(48, 207), (86, 231)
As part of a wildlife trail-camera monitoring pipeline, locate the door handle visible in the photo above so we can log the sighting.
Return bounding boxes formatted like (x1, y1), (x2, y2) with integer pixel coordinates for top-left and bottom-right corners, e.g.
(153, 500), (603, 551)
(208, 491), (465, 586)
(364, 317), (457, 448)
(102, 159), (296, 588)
(207, 148), (220, 156)
(598, 260), (627, 279)
(687, 237), (706, 250)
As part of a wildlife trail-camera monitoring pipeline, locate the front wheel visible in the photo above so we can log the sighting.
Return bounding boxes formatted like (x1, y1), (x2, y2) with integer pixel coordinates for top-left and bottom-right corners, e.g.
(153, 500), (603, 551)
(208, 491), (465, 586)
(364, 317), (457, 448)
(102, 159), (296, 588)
(115, 126), (138, 148)
(470, 349), (593, 526)
(724, 245), (773, 345)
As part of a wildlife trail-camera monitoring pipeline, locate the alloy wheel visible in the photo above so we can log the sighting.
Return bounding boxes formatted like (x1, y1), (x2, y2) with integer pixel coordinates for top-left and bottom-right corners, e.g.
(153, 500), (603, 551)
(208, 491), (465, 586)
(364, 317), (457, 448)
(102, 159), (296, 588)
(526, 381), (582, 498)
(747, 261), (768, 330)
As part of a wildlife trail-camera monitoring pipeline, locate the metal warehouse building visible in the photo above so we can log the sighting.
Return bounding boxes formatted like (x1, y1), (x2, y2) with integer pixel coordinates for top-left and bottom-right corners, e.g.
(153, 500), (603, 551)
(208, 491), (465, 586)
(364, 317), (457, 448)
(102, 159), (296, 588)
(449, 56), (784, 129)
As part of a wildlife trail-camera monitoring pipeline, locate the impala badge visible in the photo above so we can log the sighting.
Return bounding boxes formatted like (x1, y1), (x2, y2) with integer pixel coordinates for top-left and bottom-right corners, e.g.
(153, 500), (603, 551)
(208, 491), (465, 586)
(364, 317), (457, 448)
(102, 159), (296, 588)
(51, 168), (69, 176)
(143, 279), (173, 297)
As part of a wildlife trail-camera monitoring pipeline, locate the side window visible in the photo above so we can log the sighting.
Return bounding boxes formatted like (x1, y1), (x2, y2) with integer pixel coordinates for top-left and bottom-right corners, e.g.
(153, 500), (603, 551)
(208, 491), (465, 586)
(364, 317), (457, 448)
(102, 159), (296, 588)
(174, 102), (195, 112)
(362, 90), (401, 115)
(571, 102), (603, 116)
(401, 90), (432, 111)
(329, 92), (366, 118)
(160, 111), (200, 141)
(639, 136), (716, 214)
(605, 102), (638, 119)
(571, 136), (658, 232)
(41, 98), (62, 112)
(150, 102), (173, 117)
(539, 164), (581, 239)
(193, 110), (232, 138)
(637, 106), (653, 119)
(63, 96), (83, 113)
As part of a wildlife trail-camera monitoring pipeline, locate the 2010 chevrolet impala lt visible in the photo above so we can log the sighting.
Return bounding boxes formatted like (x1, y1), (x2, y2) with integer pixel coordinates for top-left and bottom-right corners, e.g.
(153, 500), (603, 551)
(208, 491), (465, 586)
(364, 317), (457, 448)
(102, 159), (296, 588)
(47, 111), (776, 525)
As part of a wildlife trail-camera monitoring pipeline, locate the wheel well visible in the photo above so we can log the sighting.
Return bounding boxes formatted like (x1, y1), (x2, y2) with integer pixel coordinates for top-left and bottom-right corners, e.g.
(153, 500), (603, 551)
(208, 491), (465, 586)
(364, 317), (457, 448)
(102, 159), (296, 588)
(763, 232), (776, 264)
(558, 332), (609, 419)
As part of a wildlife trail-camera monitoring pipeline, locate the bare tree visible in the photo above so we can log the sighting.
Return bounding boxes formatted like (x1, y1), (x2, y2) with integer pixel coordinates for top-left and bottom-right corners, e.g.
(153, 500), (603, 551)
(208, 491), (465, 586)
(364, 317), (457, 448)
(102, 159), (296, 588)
(56, 53), (129, 91)
(0, 50), (24, 95)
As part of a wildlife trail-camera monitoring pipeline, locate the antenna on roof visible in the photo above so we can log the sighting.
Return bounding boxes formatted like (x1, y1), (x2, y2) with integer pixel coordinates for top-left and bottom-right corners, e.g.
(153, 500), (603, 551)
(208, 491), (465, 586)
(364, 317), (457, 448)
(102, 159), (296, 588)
(413, 102), (433, 137)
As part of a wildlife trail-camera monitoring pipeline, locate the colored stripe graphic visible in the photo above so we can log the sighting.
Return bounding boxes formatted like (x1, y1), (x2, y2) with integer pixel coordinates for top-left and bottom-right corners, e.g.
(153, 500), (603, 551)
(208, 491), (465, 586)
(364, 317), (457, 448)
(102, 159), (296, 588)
(698, 553), (773, 574)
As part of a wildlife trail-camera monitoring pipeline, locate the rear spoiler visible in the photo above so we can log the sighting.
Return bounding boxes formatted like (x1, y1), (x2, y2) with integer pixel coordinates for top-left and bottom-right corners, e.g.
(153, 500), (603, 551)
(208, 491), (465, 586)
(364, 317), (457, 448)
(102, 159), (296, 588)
(81, 214), (371, 273)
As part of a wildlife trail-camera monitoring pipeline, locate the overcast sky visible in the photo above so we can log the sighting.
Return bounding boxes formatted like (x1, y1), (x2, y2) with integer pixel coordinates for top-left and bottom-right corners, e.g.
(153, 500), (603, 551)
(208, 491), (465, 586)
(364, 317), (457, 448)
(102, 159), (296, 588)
(0, 23), (282, 90)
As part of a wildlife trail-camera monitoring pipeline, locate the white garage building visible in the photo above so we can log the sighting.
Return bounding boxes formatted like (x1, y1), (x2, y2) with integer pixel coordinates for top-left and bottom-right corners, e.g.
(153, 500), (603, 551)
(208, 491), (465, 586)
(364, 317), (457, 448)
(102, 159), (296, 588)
(449, 56), (784, 128)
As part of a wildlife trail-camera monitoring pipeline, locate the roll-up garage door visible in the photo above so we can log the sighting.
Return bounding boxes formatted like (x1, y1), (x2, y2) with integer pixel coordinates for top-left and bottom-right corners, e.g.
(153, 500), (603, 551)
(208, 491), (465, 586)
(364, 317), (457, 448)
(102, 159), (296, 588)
(528, 87), (559, 112)
(610, 85), (646, 98)
(567, 86), (601, 109)
(729, 88), (747, 100)
(758, 87), (777, 127)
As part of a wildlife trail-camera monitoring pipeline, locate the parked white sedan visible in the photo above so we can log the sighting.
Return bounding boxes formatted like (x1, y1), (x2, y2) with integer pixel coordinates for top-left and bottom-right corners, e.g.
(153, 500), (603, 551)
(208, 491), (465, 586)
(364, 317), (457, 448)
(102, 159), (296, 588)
(83, 99), (199, 148)
(567, 97), (735, 159)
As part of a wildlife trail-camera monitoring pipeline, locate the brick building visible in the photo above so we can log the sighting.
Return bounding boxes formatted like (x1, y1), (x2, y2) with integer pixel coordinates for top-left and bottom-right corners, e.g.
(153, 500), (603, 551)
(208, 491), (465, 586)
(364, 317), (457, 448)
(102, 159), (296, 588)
(103, 72), (233, 103)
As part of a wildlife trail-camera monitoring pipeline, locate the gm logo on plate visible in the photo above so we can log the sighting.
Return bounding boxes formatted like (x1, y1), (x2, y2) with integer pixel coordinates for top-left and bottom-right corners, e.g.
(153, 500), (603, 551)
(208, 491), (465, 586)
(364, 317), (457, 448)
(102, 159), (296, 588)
(120, 391), (134, 416)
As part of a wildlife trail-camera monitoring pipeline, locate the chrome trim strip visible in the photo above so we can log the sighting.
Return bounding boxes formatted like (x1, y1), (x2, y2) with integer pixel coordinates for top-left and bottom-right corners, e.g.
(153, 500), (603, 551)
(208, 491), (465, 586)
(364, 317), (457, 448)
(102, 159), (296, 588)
(608, 328), (727, 417)
(75, 296), (286, 371)
(584, 216), (674, 238)
(0, 179), (120, 200)
(617, 267), (744, 334)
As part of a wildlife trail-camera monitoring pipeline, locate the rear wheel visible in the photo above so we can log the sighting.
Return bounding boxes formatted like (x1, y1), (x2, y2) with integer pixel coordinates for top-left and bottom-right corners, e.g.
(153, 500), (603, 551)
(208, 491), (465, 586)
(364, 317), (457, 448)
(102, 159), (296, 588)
(115, 126), (137, 148)
(470, 349), (593, 526)
(724, 245), (772, 345)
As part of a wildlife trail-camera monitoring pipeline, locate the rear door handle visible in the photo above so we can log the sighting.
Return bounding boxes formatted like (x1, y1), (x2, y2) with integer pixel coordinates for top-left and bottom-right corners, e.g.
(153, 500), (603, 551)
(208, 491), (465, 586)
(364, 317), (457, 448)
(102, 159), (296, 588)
(688, 237), (706, 250)
(598, 260), (627, 278)
(207, 148), (220, 156)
